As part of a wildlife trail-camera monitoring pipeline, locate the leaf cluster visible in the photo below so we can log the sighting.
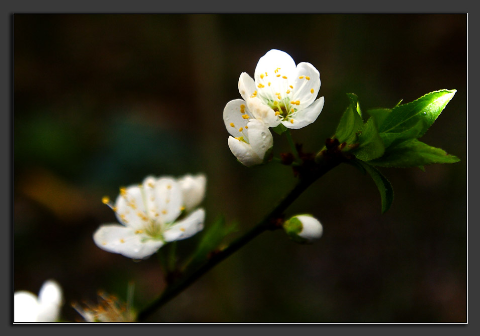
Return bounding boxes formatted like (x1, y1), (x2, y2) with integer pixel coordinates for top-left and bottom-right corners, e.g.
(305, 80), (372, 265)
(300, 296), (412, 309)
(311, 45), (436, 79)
(333, 90), (459, 213)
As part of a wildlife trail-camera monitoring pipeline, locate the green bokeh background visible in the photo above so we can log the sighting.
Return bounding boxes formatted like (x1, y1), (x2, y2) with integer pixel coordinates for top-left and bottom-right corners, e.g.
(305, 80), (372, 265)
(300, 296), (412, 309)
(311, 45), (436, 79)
(14, 14), (467, 322)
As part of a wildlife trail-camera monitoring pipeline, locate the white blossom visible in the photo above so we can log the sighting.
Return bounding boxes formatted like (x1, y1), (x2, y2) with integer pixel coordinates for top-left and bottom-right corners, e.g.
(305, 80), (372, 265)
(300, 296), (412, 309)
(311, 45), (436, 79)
(238, 49), (324, 129)
(73, 291), (135, 322)
(94, 175), (206, 260)
(283, 214), (323, 244)
(178, 174), (206, 212)
(14, 280), (63, 322)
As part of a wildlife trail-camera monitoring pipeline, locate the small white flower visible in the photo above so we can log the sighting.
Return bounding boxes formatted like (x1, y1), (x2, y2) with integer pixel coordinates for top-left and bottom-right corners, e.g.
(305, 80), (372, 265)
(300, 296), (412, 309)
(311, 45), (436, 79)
(14, 280), (63, 322)
(73, 291), (135, 322)
(237, 49), (324, 129)
(94, 175), (206, 260)
(223, 102), (273, 166)
(283, 214), (323, 244)
(178, 174), (206, 212)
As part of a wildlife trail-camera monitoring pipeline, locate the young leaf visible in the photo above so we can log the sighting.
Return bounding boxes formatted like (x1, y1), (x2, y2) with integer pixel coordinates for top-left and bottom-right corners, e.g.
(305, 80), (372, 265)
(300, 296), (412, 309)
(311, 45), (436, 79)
(369, 139), (460, 168)
(356, 160), (394, 214)
(379, 89), (456, 137)
(351, 117), (385, 161)
(335, 93), (363, 143)
(367, 108), (391, 129)
(379, 120), (423, 149)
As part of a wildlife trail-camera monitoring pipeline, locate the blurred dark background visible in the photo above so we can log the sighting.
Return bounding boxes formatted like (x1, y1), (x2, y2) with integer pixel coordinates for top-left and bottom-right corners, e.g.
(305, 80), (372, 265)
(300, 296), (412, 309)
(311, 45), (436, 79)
(14, 14), (466, 322)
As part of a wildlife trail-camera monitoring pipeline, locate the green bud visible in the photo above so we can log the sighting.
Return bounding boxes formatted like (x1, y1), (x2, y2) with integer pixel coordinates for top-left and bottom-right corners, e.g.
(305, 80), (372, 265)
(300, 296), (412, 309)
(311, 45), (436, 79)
(283, 215), (323, 244)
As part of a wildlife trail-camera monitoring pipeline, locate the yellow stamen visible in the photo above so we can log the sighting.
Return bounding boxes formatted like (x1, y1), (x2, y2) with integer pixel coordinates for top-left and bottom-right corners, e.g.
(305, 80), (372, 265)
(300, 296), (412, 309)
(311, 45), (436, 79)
(268, 82), (271, 86)
(120, 239), (125, 243)
(290, 119), (294, 124)
(275, 112), (280, 116)
(310, 88), (314, 94)
(291, 108), (295, 112)
(299, 76), (304, 79)
(112, 206), (117, 212)
(135, 230), (143, 234)
(230, 122), (235, 127)
(238, 127), (243, 132)
(148, 182), (154, 188)
(240, 104), (245, 113)
(180, 228), (186, 232)
(290, 85), (293, 89)
(282, 76), (287, 79)
(180, 206), (185, 211)
(265, 72), (268, 76)
(102, 242), (107, 246)
(258, 83), (264, 88)
(102, 196), (110, 204)
(260, 74), (264, 79)
(162, 210), (167, 215)
(286, 90), (291, 94)
(306, 76), (310, 80)
(166, 185), (172, 190)
(276, 74), (281, 77)
(245, 126), (248, 129)
(120, 187), (127, 196)
(242, 114), (250, 119)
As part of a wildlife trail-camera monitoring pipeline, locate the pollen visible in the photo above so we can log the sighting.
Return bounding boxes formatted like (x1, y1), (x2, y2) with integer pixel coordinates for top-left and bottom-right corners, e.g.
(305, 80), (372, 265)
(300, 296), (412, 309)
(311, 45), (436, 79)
(290, 85), (293, 89)
(240, 104), (245, 113)
(120, 187), (127, 196)
(291, 108), (295, 112)
(306, 76), (310, 80)
(162, 210), (167, 215)
(299, 76), (304, 79)
(238, 127), (243, 132)
(242, 114), (250, 119)
(135, 230), (143, 234)
(102, 196), (110, 204)
(180, 206), (185, 211)
(112, 206), (117, 212)
(230, 122), (235, 127)
(250, 91), (257, 98)
(276, 74), (281, 77)
(282, 76), (287, 79)
(286, 90), (291, 94)
(258, 83), (264, 88)
(245, 126), (248, 129)
(310, 88), (314, 94)
(268, 82), (271, 86)
(260, 74), (264, 79)
(265, 72), (268, 76)
(148, 182), (154, 188)
(290, 119), (294, 124)
(120, 239), (125, 244)
(180, 228), (186, 232)
(167, 185), (172, 190)
(275, 112), (280, 116)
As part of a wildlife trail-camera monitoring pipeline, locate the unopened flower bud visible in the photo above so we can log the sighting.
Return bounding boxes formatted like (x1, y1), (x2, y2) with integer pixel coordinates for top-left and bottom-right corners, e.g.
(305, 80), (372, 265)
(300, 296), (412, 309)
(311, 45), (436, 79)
(283, 215), (323, 244)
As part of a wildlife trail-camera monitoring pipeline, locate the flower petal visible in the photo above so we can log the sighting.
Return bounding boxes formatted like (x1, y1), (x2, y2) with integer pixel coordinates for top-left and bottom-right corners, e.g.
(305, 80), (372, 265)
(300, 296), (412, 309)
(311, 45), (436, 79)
(290, 97), (324, 129)
(238, 72), (256, 101)
(297, 215), (323, 242)
(14, 291), (40, 322)
(37, 280), (62, 322)
(246, 97), (280, 128)
(223, 99), (251, 138)
(154, 177), (183, 224)
(178, 174), (206, 212)
(142, 175), (159, 220)
(292, 62), (321, 109)
(163, 208), (205, 242)
(255, 49), (297, 83)
(227, 136), (262, 167)
(115, 185), (147, 231)
(245, 119), (273, 160)
(93, 224), (164, 259)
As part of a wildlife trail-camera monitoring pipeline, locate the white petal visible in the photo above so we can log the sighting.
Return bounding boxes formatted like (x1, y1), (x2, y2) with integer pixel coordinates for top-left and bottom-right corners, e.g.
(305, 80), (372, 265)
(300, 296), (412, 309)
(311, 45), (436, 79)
(154, 177), (183, 224)
(245, 119), (273, 160)
(115, 185), (147, 231)
(178, 174), (206, 212)
(297, 215), (323, 242)
(223, 99), (251, 138)
(285, 97), (324, 129)
(227, 136), (262, 167)
(292, 62), (321, 108)
(142, 175), (159, 220)
(37, 280), (62, 322)
(255, 49), (297, 83)
(238, 72), (256, 101)
(93, 224), (164, 259)
(246, 97), (280, 127)
(163, 209), (205, 242)
(14, 291), (39, 322)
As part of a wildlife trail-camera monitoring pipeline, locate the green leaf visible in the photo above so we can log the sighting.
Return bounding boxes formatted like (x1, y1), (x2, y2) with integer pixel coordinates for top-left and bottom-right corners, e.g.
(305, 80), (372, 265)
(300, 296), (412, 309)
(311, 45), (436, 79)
(379, 120), (423, 149)
(369, 139), (460, 168)
(356, 160), (394, 214)
(379, 89), (456, 137)
(272, 123), (287, 135)
(188, 215), (236, 266)
(351, 117), (385, 161)
(367, 108), (391, 129)
(335, 93), (363, 143)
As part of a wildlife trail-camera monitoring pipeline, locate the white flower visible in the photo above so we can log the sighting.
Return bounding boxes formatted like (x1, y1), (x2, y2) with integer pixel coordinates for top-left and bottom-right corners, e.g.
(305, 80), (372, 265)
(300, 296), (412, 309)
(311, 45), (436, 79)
(223, 101), (273, 167)
(178, 174), (206, 212)
(283, 215), (323, 244)
(237, 49), (324, 129)
(14, 280), (63, 322)
(94, 175), (206, 260)
(73, 291), (135, 322)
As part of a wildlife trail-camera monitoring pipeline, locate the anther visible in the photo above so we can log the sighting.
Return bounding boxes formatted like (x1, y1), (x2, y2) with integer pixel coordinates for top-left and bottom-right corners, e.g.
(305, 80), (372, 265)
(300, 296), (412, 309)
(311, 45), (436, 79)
(282, 76), (287, 79)
(135, 230), (143, 234)
(306, 76), (310, 80)
(289, 85), (293, 89)
(258, 83), (264, 88)
(120, 239), (125, 243)
(310, 88), (314, 94)
(275, 112), (280, 116)
(148, 182), (154, 188)
(120, 187), (127, 196)
(299, 76), (304, 79)
(242, 114), (250, 119)
(268, 82), (271, 86)
(162, 210), (167, 215)
(180, 228), (186, 232)
(230, 122), (235, 127)
(286, 90), (291, 94)
(180, 206), (185, 211)
(260, 74), (264, 79)
(102, 196), (110, 204)
(276, 74), (281, 77)
(167, 185), (172, 190)
(238, 127), (243, 132)
(290, 119), (294, 124)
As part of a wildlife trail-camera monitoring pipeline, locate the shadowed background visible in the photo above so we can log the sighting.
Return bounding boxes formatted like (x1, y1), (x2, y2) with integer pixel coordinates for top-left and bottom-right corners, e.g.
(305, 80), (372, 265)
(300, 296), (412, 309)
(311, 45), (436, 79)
(14, 14), (466, 322)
